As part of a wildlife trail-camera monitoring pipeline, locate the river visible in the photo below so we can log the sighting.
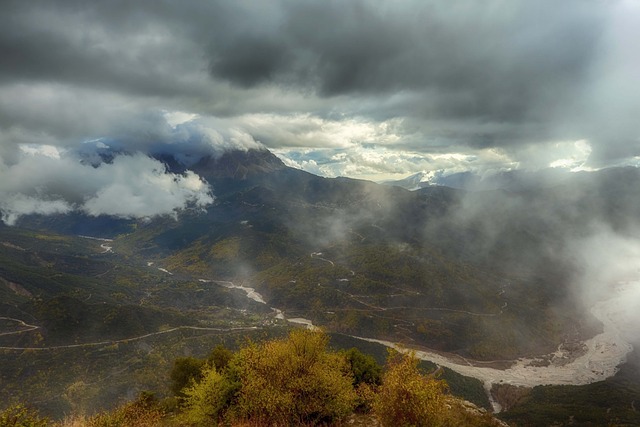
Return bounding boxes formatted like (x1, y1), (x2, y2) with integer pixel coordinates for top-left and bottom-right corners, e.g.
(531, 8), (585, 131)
(352, 280), (638, 411)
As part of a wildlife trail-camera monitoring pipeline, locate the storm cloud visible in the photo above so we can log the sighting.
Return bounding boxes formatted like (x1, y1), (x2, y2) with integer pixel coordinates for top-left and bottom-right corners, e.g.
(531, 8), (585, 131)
(0, 0), (638, 183)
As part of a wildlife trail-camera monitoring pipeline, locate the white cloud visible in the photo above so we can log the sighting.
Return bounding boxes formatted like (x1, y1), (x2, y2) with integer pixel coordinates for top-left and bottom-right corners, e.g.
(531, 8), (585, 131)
(81, 155), (214, 218)
(548, 140), (593, 171)
(274, 144), (519, 182)
(0, 194), (71, 226)
(236, 113), (402, 149)
(0, 150), (214, 225)
(19, 144), (63, 159)
(163, 110), (199, 128)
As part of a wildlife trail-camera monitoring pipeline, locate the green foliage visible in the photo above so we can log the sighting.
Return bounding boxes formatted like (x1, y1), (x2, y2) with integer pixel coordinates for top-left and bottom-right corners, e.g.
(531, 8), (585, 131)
(343, 347), (382, 386)
(0, 404), (48, 427)
(181, 365), (238, 425)
(170, 357), (205, 397)
(206, 344), (233, 371)
(373, 351), (448, 427)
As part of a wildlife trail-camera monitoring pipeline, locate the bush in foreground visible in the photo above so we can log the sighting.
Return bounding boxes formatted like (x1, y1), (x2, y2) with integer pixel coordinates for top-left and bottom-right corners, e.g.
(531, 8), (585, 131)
(182, 329), (358, 426)
(0, 404), (48, 427)
(8, 330), (507, 426)
(373, 351), (448, 427)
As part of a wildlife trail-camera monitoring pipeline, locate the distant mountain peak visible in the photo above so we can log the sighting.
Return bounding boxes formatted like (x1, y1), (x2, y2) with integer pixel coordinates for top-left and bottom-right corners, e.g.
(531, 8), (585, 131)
(382, 171), (436, 190)
(190, 148), (286, 180)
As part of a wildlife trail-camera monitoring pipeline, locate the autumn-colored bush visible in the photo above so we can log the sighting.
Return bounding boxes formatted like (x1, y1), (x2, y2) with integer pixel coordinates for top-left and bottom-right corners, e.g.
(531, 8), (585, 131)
(182, 329), (357, 426)
(373, 351), (448, 427)
(84, 393), (163, 427)
(0, 404), (48, 427)
(181, 365), (238, 425)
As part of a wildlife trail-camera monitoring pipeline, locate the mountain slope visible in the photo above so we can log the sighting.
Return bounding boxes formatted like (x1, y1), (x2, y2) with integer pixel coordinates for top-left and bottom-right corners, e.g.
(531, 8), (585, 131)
(4, 148), (640, 423)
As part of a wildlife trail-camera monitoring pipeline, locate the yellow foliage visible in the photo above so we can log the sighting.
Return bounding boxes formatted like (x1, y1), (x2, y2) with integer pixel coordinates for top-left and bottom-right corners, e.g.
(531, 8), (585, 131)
(373, 351), (448, 427)
(181, 365), (236, 425)
(83, 394), (163, 427)
(231, 329), (358, 425)
(0, 404), (49, 427)
(181, 330), (358, 426)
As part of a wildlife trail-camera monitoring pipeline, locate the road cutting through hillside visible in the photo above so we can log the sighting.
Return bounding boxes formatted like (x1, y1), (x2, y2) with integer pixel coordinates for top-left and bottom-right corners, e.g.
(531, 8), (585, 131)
(0, 326), (260, 351)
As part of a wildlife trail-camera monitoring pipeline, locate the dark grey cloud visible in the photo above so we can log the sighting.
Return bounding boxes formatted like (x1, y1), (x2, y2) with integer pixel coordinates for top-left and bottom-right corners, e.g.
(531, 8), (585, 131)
(0, 1), (204, 98)
(0, 0), (638, 179)
(199, 0), (637, 162)
(205, 1), (603, 110)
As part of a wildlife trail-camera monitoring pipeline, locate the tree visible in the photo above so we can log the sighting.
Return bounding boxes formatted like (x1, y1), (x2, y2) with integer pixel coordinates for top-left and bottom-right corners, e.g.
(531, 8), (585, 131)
(170, 357), (205, 397)
(181, 365), (237, 425)
(231, 329), (358, 425)
(343, 347), (382, 386)
(206, 344), (233, 371)
(373, 351), (448, 427)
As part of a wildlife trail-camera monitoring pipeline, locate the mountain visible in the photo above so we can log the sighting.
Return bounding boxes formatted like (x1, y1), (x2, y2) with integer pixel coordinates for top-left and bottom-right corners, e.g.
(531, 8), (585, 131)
(382, 171), (434, 190)
(2, 148), (640, 424)
(385, 167), (583, 192)
(10, 149), (640, 355)
(12, 148), (622, 353)
(189, 148), (287, 181)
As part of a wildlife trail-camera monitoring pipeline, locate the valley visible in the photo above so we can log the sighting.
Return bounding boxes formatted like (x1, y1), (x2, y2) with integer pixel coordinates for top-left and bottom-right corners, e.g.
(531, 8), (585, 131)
(2, 150), (640, 425)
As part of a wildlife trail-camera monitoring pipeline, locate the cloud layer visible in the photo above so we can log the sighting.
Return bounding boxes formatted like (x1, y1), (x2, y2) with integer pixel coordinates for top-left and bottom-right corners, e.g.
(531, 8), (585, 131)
(0, 149), (213, 225)
(0, 0), (638, 183)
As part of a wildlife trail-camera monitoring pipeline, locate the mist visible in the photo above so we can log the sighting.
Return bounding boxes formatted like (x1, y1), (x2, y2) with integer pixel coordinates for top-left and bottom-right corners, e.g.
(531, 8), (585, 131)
(569, 229), (640, 344)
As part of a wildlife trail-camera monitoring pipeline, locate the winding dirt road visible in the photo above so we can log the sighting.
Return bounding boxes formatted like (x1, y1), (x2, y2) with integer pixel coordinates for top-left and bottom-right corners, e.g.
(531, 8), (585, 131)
(0, 317), (39, 337)
(0, 326), (259, 351)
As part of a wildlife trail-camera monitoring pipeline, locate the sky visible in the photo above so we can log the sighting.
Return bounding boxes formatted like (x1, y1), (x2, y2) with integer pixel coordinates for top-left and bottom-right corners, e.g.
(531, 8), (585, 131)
(1, 0), (639, 221)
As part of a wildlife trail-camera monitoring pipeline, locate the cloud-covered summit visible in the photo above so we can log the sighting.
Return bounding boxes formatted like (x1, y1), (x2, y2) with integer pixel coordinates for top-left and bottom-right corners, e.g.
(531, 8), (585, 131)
(0, 112), (270, 224)
(0, 0), (638, 184)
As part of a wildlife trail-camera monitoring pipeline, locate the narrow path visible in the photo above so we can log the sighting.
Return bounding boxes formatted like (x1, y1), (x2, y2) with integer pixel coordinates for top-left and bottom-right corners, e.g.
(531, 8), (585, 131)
(311, 249), (506, 317)
(0, 317), (40, 336)
(0, 326), (259, 351)
(310, 252), (335, 266)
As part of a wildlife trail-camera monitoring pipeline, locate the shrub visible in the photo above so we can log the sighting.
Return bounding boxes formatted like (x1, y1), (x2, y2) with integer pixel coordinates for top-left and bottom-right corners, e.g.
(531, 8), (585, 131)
(181, 365), (238, 425)
(207, 344), (233, 371)
(85, 393), (163, 427)
(343, 347), (382, 386)
(0, 404), (49, 427)
(373, 351), (448, 427)
(181, 329), (358, 425)
(170, 357), (205, 397)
